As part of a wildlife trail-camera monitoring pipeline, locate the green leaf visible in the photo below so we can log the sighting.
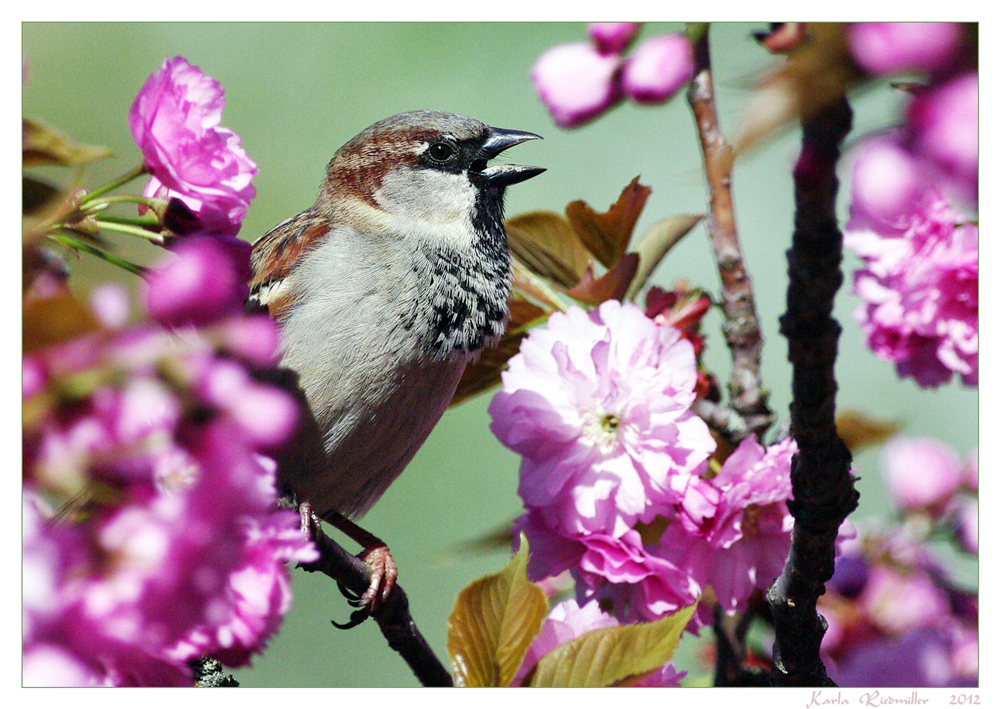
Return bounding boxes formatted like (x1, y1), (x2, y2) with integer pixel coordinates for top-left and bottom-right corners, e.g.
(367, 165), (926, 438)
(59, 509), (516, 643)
(23, 117), (113, 167)
(446, 534), (549, 687)
(626, 214), (704, 300)
(527, 603), (697, 687)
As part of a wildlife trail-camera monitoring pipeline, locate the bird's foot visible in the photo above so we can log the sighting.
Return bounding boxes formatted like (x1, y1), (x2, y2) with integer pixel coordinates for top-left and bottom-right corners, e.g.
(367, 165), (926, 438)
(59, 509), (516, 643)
(298, 501), (321, 538)
(325, 512), (398, 616)
(358, 543), (398, 612)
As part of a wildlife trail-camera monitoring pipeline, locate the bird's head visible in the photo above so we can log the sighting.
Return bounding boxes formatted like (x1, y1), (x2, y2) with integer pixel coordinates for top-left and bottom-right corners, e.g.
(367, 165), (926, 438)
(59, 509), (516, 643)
(316, 110), (543, 241)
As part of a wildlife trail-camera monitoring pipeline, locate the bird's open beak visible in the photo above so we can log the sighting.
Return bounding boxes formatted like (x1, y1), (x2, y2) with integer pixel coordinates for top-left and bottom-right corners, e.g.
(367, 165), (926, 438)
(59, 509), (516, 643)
(474, 127), (545, 187)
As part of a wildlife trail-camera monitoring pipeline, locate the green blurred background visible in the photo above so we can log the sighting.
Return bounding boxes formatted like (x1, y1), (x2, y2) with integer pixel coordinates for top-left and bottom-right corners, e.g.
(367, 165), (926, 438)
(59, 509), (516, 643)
(22, 22), (977, 687)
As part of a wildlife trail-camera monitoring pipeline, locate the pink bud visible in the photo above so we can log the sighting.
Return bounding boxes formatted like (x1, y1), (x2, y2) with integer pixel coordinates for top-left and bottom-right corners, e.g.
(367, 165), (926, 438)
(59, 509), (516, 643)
(90, 283), (131, 329)
(848, 23), (963, 76)
(588, 23), (641, 54)
(145, 236), (250, 327)
(954, 498), (977, 555)
(532, 43), (622, 128)
(849, 138), (924, 223)
(23, 357), (46, 399)
(883, 436), (962, 512)
(962, 449), (977, 491)
(622, 34), (694, 105)
(909, 73), (978, 198)
(217, 314), (282, 366)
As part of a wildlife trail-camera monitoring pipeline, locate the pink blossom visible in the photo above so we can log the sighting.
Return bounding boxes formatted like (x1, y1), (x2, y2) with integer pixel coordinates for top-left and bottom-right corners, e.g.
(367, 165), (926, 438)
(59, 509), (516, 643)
(848, 23), (963, 77)
(829, 628), (971, 687)
(576, 528), (700, 622)
(622, 34), (694, 105)
(860, 566), (951, 636)
(490, 300), (715, 538)
(659, 437), (796, 616)
(952, 498), (977, 555)
(909, 73), (978, 204)
(882, 436), (962, 512)
(848, 138), (925, 224)
(512, 509), (586, 582)
(145, 235), (251, 328)
(588, 23), (641, 55)
(962, 449), (977, 491)
(23, 295), (313, 686)
(90, 284), (131, 328)
(532, 43), (622, 128)
(845, 186), (978, 387)
(129, 56), (257, 236)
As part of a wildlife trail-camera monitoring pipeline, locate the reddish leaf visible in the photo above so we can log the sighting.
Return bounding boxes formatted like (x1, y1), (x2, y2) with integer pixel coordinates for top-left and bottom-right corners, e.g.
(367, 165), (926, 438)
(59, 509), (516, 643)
(564, 176), (651, 268)
(505, 212), (592, 289)
(565, 253), (640, 306)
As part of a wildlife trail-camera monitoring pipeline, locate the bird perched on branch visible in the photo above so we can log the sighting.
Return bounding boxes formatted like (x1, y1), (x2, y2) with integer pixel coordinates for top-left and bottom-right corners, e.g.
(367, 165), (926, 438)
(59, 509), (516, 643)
(249, 110), (543, 610)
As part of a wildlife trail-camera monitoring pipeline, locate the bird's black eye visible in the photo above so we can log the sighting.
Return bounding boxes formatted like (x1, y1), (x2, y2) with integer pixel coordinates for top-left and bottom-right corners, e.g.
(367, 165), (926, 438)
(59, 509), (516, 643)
(427, 140), (457, 163)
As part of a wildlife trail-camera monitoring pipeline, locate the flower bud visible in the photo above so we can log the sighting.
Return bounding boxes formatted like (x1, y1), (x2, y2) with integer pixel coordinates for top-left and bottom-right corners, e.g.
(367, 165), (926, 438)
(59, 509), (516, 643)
(909, 73), (978, 202)
(883, 436), (962, 513)
(587, 23), (641, 54)
(848, 23), (962, 76)
(849, 137), (924, 225)
(145, 236), (249, 327)
(532, 43), (622, 128)
(622, 34), (694, 105)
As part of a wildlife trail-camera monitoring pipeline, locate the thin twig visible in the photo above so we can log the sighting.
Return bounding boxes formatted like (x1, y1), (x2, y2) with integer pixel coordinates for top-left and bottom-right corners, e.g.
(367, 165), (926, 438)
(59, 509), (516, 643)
(766, 94), (858, 687)
(686, 25), (773, 441)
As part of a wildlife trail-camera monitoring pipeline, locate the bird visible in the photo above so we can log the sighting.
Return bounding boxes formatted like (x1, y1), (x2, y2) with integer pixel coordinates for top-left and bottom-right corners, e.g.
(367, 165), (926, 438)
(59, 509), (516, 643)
(248, 110), (543, 609)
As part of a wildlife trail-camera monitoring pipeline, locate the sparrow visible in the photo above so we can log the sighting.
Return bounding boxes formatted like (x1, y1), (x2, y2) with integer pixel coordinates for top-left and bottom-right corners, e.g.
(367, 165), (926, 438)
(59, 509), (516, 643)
(248, 110), (543, 608)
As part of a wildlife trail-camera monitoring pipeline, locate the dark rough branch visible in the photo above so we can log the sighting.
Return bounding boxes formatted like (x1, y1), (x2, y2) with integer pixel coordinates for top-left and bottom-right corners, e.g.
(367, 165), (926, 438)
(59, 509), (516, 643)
(767, 95), (859, 686)
(686, 26), (774, 441)
(298, 526), (453, 687)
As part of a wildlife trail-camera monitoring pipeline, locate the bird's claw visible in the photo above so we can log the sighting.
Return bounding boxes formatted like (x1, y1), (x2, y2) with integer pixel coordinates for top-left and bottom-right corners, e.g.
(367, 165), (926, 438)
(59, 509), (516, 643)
(359, 544), (398, 613)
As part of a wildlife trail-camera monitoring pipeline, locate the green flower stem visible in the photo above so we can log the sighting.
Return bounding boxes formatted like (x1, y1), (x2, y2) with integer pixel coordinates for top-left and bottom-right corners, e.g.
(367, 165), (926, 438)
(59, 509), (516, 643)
(48, 232), (146, 276)
(81, 194), (161, 213)
(95, 212), (162, 229)
(93, 219), (165, 245)
(78, 163), (148, 206)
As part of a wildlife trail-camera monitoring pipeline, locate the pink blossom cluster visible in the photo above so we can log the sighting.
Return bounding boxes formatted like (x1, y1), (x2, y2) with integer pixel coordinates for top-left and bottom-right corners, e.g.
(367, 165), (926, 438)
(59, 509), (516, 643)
(847, 23), (976, 207)
(490, 300), (798, 626)
(844, 182), (977, 388)
(532, 23), (694, 128)
(514, 599), (686, 686)
(130, 56), (257, 237)
(22, 241), (316, 686)
(819, 436), (977, 686)
(845, 24), (977, 387)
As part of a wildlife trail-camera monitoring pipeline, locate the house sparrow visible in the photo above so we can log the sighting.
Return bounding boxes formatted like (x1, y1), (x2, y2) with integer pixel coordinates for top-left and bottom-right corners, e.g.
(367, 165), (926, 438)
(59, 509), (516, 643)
(249, 110), (543, 607)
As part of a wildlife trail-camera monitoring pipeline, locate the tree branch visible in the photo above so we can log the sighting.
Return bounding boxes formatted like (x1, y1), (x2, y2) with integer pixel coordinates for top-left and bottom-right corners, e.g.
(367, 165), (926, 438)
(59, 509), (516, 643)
(298, 525), (453, 687)
(686, 25), (774, 441)
(767, 94), (858, 687)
